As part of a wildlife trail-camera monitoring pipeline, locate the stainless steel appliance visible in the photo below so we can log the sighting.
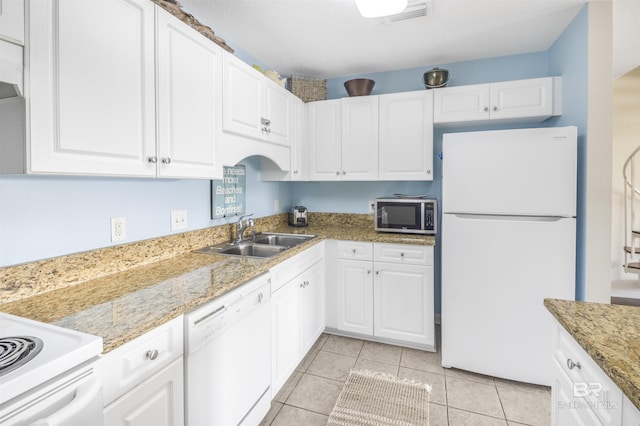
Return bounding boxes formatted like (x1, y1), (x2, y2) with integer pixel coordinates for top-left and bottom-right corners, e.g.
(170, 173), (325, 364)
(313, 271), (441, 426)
(375, 197), (437, 235)
(288, 205), (309, 227)
(0, 312), (103, 425)
(185, 274), (271, 426)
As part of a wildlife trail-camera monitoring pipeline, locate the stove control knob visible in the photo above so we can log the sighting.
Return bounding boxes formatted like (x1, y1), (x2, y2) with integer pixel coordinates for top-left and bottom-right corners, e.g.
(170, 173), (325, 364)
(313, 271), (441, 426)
(146, 349), (159, 361)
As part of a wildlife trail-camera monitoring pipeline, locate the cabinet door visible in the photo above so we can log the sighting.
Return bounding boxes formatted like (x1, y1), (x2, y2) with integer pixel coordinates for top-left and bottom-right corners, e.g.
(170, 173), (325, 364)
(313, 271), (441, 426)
(222, 52), (263, 141)
(490, 77), (554, 120)
(433, 83), (490, 123)
(308, 99), (341, 180)
(264, 78), (292, 147)
(374, 262), (434, 346)
(336, 259), (374, 335)
(29, 0), (156, 176)
(156, 7), (221, 179)
(300, 260), (325, 353)
(271, 279), (302, 395)
(379, 91), (433, 181)
(0, 0), (24, 44)
(104, 357), (184, 426)
(291, 97), (306, 180)
(341, 96), (378, 180)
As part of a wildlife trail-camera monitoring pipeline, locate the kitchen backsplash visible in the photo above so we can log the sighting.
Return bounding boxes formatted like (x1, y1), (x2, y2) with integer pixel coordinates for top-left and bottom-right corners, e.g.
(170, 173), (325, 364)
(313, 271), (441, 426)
(0, 213), (373, 304)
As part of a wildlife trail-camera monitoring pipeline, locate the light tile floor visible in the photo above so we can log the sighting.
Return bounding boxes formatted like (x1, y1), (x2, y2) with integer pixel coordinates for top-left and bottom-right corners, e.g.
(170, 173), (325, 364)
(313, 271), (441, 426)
(259, 331), (551, 426)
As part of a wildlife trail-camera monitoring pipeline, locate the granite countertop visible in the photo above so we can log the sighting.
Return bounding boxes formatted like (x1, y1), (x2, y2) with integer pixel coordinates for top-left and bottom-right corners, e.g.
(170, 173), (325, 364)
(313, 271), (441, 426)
(544, 298), (640, 410)
(1, 217), (434, 353)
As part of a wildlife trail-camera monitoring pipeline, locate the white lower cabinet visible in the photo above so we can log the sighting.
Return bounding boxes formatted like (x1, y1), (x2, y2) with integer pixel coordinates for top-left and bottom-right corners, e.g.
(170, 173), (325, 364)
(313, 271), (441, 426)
(551, 319), (640, 426)
(270, 243), (325, 395)
(103, 357), (184, 426)
(102, 315), (184, 426)
(331, 240), (435, 350)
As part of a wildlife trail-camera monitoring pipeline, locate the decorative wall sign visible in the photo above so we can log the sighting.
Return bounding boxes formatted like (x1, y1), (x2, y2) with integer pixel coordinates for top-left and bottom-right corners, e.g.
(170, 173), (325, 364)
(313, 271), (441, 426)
(211, 165), (246, 219)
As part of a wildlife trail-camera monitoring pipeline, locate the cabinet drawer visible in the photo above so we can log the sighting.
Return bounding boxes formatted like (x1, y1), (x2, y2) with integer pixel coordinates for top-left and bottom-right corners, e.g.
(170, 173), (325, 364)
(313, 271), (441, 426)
(102, 315), (184, 406)
(271, 241), (324, 293)
(336, 241), (373, 261)
(553, 324), (621, 425)
(374, 243), (433, 266)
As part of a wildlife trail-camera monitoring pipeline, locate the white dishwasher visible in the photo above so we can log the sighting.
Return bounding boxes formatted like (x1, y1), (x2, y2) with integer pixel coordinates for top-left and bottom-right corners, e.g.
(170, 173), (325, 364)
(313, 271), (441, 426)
(185, 273), (271, 426)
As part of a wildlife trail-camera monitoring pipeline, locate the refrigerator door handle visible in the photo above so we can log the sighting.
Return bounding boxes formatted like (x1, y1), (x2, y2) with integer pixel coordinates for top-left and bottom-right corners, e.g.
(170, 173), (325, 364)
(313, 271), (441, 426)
(450, 214), (570, 222)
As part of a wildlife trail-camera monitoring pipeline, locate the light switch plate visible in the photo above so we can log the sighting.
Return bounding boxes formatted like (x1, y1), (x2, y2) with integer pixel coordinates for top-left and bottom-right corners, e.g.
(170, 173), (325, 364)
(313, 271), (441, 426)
(171, 210), (188, 231)
(111, 217), (126, 242)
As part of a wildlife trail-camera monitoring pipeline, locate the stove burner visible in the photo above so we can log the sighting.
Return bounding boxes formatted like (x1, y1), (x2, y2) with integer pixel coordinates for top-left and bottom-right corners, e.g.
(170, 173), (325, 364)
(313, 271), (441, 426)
(0, 336), (44, 377)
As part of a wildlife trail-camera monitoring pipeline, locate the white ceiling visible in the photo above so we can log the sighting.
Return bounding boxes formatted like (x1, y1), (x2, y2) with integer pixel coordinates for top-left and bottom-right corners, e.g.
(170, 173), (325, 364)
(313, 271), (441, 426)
(179, 0), (633, 80)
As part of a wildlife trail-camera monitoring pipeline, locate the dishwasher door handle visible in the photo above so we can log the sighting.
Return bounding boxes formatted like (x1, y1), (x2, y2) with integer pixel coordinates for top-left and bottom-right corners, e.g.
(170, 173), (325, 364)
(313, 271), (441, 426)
(194, 305), (227, 326)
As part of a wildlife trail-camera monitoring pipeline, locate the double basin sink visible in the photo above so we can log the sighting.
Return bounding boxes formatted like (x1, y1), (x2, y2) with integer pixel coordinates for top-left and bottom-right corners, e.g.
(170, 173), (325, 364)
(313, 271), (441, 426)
(196, 232), (316, 258)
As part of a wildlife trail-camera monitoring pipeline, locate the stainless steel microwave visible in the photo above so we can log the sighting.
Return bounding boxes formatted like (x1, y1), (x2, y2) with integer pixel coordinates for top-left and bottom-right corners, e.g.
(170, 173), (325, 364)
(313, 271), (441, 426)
(374, 198), (437, 235)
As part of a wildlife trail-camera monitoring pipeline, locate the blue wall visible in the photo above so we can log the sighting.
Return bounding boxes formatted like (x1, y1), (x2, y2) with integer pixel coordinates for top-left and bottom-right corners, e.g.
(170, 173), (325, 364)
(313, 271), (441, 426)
(0, 157), (289, 266)
(0, 5), (589, 316)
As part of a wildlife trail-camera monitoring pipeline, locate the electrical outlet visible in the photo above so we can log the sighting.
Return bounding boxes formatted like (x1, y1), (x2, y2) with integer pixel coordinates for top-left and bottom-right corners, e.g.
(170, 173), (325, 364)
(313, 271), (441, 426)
(171, 210), (188, 231)
(368, 200), (375, 213)
(274, 199), (280, 212)
(111, 217), (126, 242)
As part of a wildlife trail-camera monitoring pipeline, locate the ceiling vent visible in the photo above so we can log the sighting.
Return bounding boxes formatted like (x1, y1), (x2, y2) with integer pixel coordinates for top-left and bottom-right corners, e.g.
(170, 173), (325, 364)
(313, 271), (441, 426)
(384, 0), (430, 23)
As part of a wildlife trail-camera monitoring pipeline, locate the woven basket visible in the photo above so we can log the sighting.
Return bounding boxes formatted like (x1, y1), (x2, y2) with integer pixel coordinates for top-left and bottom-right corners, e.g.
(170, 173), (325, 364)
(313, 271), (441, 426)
(286, 76), (327, 102)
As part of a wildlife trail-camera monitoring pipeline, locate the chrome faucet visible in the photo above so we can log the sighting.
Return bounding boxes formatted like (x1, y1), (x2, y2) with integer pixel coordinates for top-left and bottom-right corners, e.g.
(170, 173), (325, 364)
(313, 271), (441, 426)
(235, 214), (255, 243)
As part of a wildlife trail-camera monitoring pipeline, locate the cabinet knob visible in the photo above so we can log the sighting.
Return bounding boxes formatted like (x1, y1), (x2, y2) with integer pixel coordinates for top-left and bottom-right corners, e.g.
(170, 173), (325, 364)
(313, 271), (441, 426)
(566, 358), (581, 370)
(336, 171), (340, 175)
(367, 270), (371, 274)
(492, 106), (498, 111)
(342, 171), (346, 175)
(258, 293), (264, 303)
(483, 107), (489, 112)
(352, 249), (356, 253)
(427, 169), (431, 175)
(162, 157), (171, 164)
(375, 270), (379, 275)
(146, 349), (159, 361)
(148, 156), (158, 164)
(400, 252), (405, 257)
(294, 170), (299, 174)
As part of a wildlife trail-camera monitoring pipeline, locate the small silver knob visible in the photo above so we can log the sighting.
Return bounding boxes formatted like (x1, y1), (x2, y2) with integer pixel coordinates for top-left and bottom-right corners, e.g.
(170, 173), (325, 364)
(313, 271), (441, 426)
(258, 293), (264, 303)
(336, 171), (340, 175)
(352, 249), (356, 253)
(483, 107), (489, 112)
(146, 350), (159, 361)
(162, 157), (171, 164)
(400, 253), (405, 257)
(566, 358), (581, 370)
(367, 270), (371, 274)
(148, 156), (158, 163)
(342, 171), (346, 175)
(294, 170), (298, 174)
(375, 271), (379, 275)
(492, 106), (498, 111)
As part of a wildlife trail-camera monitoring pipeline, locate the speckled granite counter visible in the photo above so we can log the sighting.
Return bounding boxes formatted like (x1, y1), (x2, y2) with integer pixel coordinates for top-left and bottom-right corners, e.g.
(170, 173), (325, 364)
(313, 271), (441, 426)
(545, 298), (640, 410)
(1, 213), (434, 353)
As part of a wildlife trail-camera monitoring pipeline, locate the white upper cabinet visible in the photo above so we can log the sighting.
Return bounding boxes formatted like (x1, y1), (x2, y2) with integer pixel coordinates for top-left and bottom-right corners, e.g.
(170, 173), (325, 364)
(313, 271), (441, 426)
(379, 90), (433, 181)
(222, 52), (292, 147)
(156, 6), (222, 179)
(308, 96), (380, 181)
(341, 96), (379, 181)
(433, 77), (561, 125)
(29, 0), (157, 176)
(307, 99), (342, 181)
(0, 0), (24, 44)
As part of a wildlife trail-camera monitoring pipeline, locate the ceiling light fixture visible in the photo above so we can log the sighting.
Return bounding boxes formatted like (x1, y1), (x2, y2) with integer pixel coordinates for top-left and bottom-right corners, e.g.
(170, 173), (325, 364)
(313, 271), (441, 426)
(354, 0), (408, 18)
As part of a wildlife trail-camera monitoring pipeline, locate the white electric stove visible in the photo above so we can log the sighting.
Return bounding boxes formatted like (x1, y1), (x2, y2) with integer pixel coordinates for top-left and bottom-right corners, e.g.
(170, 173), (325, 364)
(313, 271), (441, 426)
(0, 312), (103, 425)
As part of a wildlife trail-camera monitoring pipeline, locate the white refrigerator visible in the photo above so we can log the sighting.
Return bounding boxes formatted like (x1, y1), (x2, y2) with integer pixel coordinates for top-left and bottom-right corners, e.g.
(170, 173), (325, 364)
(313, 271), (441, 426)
(441, 126), (577, 386)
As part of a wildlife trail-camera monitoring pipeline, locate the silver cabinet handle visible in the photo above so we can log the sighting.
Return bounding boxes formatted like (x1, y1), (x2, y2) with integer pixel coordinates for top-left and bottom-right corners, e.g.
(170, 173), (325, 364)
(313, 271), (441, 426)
(148, 156), (158, 163)
(367, 270), (371, 274)
(493, 106), (498, 111)
(400, 252), (405, 257)
(258, 292), (264, 303)
(567, 358), (581, 370)
(427, 169), (431, 175)
(162, 157), (171, 164)
(293, 170), (299, 174)
(146, 349), (159, 360)
(375, 270), (379, 275)
(336, 171), (340, 175)
(342, 171), (346, 175)
(483, 107), (489, 112)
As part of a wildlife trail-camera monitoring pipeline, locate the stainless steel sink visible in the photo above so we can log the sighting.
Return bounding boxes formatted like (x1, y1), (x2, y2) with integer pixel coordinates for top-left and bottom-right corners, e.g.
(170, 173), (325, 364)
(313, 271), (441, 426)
(252, 232), (315, 247)
(195, 233), (315, 258)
